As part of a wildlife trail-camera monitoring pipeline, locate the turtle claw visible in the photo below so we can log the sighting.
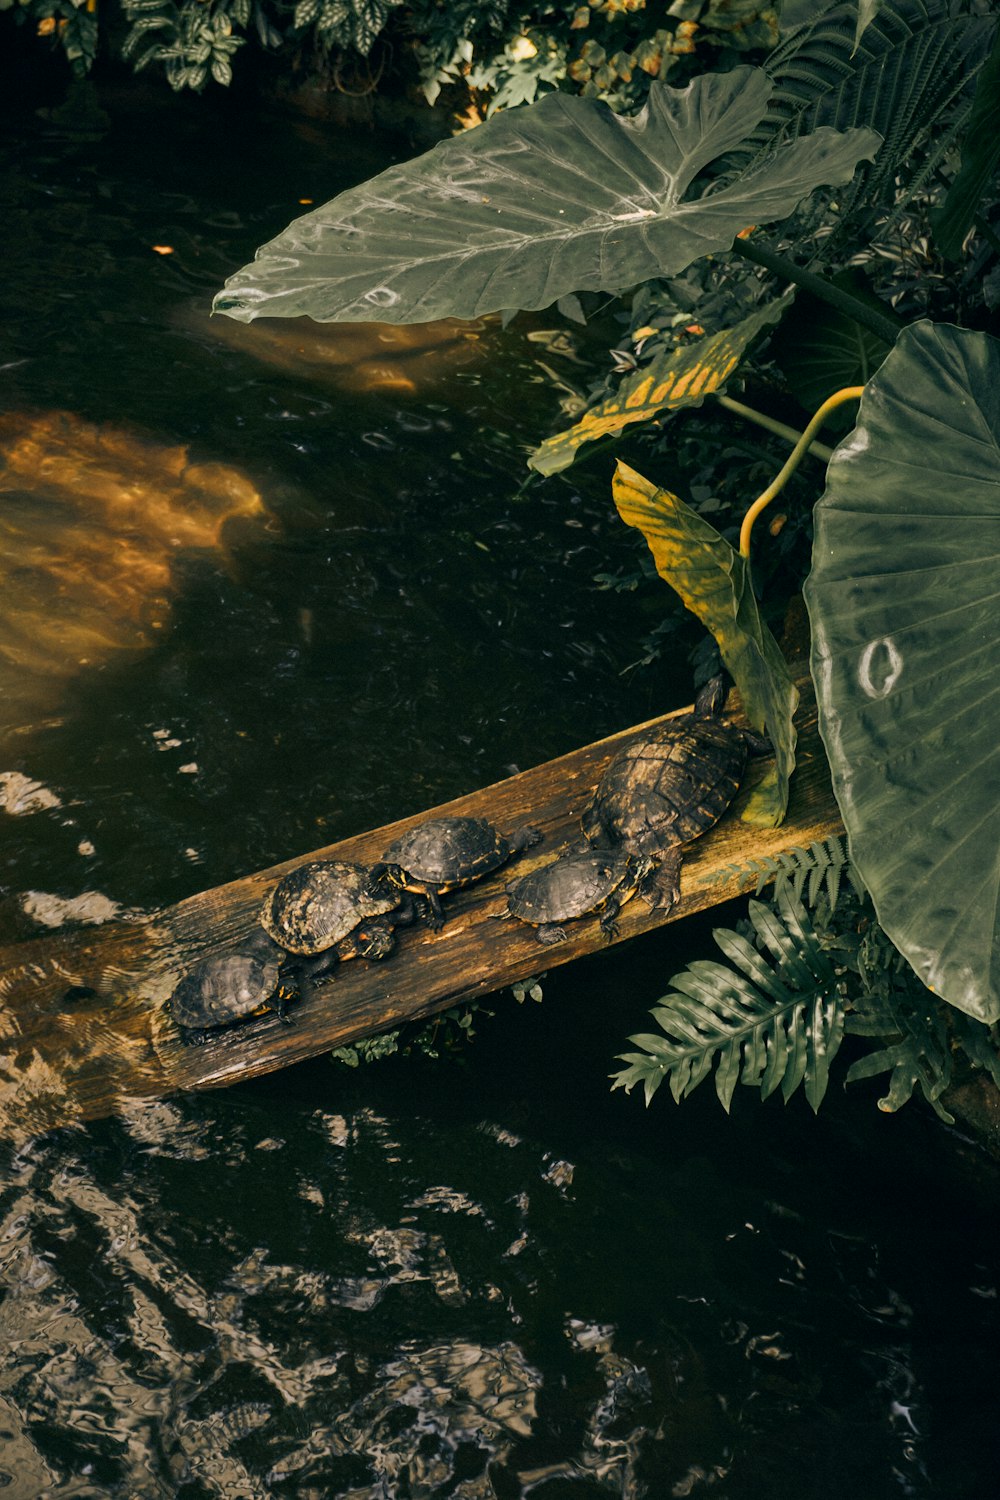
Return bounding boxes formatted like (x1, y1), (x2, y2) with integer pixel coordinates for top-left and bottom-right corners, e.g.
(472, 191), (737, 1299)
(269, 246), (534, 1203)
(535, 924), (567, 946)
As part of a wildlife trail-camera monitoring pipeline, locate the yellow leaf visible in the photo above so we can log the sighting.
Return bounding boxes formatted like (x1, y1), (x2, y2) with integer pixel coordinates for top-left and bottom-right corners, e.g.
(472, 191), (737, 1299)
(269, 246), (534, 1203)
(529, 292), (793, 476)
(612, 460), (798, 826)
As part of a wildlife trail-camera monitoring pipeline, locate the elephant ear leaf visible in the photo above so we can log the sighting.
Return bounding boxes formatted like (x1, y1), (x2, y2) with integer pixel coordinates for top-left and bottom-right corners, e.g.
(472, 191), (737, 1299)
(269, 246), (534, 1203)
(612, 461), (798, 827)
(804, 322), (1000, 1023)
(213, 66), (879, 325)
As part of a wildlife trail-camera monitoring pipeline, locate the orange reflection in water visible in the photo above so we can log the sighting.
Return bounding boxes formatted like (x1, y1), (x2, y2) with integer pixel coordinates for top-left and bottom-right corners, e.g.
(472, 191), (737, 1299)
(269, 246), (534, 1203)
(0, 410), (265, 731)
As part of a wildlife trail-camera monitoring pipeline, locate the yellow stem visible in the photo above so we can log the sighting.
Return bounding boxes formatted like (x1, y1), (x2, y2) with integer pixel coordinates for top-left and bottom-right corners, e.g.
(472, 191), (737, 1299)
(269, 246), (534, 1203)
(738, 386), (864, 560)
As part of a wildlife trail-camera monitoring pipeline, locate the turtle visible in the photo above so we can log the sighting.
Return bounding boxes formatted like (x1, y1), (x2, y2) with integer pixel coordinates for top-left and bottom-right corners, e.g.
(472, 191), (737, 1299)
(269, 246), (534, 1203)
(168, 930), (297, 1045)
(502, 849), (654, 945)
(372, 816), (542, 929)
(260, 858), (414, 972)
(581, 675), (768, 912)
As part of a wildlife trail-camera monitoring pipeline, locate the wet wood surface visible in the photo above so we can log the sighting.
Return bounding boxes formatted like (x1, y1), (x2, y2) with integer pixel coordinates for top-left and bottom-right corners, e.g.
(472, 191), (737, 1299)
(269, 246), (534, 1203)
(0, 676), (842, 1137)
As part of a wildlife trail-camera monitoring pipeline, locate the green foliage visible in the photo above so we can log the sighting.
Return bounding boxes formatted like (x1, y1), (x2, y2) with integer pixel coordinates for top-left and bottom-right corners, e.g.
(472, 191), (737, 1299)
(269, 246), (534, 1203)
(805, 323), (1000, 1024)
(744, 0), (994, 232)
(1, 0), (98, 77)
(702, 834), (863, 909)
(329, 1001), (491, 1067)
(612, 886), (847, 1113)
(213, 66), (879, 323)
(615, 877), (1000, 1120)
(529, 293), (793, 475)
(768, 269), (898, 412)
(121, 0), (245, 91)
(930, 18), (1000, 259)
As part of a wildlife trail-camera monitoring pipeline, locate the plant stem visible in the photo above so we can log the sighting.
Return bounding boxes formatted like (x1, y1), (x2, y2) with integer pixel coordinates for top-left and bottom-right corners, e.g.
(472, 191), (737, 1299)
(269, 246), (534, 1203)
(739, 386), (863, 559)
(715, 395), (834, 463)
(731, 238), (903, 346)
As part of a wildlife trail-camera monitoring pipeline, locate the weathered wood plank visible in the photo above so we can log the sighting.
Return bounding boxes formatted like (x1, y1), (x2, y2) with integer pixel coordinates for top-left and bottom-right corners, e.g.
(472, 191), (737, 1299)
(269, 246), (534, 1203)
(0, 678), (841, 1137)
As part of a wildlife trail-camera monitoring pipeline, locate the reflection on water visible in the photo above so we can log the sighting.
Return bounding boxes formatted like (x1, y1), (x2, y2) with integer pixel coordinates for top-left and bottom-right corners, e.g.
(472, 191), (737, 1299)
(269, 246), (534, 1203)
(0, 410), (266, 734)
(173, 303), (490, 396)
(0, 1029), (997, 1500)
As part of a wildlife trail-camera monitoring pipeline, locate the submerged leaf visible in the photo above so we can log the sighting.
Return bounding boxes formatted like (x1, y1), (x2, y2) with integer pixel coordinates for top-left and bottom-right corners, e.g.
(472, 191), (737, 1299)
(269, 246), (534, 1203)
(612, 461), (798, 825)
(805, 321), (1000, 1022)
(529, 293), (793, 475)
(213, 67), (879, 325)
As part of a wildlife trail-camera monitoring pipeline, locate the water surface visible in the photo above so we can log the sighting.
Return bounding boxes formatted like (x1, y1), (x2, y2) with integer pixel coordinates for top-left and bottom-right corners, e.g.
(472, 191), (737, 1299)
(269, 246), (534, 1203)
(0, 77), (997, 1499)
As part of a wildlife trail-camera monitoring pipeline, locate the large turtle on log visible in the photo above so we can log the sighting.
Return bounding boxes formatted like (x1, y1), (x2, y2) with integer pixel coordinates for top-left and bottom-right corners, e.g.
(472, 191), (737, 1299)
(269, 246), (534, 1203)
(582, 677), (768, 912)
(260, 858), (414, 966)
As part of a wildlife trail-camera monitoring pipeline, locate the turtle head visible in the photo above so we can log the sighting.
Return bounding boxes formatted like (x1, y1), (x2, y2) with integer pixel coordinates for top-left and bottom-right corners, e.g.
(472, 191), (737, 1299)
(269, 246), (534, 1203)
(693, 673), (728, 719)
(624, 851), (657, 886)
(355, 921), (396, 961)
(369, 861), (404, 894)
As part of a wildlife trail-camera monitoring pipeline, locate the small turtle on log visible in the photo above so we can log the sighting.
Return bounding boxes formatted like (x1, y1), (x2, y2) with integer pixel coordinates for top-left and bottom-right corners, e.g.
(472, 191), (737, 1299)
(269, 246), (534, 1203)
(260, 858), (415, 968)
(374, 816), (542, 928)
(582, 676), (768, 912)
(168, 931), (296, 1045)
(502, 849), (653, 945)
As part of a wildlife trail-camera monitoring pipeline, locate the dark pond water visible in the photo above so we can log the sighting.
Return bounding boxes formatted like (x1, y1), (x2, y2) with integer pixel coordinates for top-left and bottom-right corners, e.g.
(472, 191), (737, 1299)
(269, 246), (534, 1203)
(1, 72), (999, 1499)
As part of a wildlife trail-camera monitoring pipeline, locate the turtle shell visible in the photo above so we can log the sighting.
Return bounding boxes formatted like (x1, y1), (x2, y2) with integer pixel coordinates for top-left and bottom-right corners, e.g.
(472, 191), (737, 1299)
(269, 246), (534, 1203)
(506, 850), (643, 927)
(382, 816), (511, 893)
(170, 933), (285, 1031)
(583, 713), (746, 855)
(261, 859), (398, 957)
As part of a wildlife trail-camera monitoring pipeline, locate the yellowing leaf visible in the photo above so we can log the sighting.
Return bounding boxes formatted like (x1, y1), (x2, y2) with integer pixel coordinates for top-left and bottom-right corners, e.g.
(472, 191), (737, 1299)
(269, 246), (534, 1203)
(529, 293), (793, 476)
(612, 460), (798, 826)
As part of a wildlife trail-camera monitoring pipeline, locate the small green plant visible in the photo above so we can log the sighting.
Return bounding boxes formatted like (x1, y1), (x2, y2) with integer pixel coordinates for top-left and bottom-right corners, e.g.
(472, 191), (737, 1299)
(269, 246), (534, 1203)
(330, 1000), (492, 1067)
(612, 865), (1000, 1122)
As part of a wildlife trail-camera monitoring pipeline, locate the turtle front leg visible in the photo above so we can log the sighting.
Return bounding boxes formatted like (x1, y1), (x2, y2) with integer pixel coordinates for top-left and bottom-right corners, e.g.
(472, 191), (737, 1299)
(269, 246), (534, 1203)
(642, 850), (682, 913)
(511, 825), (543, 853)
(598, 895), (622, 941)
(424, 888), (446, 930)
(180, 1026), (213, 1047)
(273, 958), (308, 1017)
(535, 923), (567, 945)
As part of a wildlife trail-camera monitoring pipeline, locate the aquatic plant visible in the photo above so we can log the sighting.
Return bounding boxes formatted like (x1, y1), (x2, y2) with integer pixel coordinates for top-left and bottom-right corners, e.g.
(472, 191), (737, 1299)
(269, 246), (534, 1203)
(613, 846), (1000, 1121)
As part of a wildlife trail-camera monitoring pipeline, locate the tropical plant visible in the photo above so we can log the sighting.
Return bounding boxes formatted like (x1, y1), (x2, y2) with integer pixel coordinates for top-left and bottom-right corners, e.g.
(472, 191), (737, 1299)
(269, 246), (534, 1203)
(210, 3), (1000, 1105)
(4, 0), (783, 98)
(612, 849), (1000, 1121)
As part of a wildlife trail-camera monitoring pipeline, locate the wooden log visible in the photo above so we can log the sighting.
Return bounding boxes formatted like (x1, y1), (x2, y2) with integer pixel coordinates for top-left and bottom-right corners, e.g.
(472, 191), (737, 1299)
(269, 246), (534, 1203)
(0, 676), (842, 1137)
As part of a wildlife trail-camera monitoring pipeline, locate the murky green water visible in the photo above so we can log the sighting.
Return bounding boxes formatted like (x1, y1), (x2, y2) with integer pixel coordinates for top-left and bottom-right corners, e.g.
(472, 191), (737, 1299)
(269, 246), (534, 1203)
(1, 74), (999, 1499)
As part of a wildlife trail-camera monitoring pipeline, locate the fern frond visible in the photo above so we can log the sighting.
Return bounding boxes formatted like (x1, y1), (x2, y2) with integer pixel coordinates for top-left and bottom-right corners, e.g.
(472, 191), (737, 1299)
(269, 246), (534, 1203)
(696, 837), (862, 911)
(742, 0), (994, 224)
(844, 986), (954, 1121)
(612, 888), (846, 1114)
(952, 1014), (1000, 1090)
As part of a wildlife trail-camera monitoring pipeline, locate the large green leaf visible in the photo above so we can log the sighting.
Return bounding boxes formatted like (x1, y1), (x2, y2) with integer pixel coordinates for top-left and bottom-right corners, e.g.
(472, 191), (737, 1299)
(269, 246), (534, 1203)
(930, 19), (1000, 260)
(612, 461), (798, 827)
(529, 292), (793, 476)
(804, 322), (1000, 1023)
(213, 67), (879, 325)
(769, 271), (896, 412)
